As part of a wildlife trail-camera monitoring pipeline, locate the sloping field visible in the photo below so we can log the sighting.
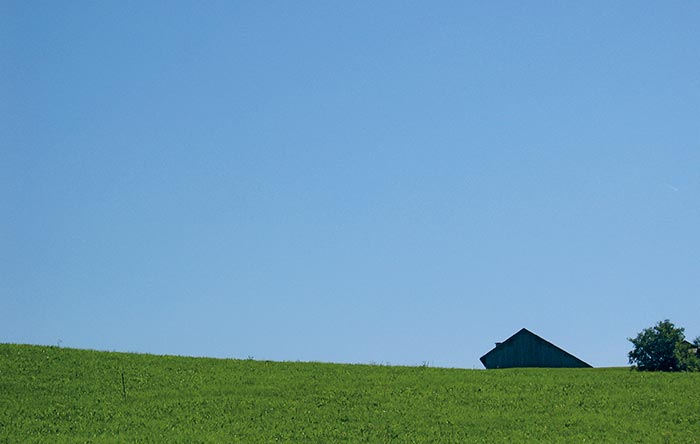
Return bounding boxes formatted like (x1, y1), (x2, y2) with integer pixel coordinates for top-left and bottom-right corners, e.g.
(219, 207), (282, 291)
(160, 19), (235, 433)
(1, 343), (699, 443)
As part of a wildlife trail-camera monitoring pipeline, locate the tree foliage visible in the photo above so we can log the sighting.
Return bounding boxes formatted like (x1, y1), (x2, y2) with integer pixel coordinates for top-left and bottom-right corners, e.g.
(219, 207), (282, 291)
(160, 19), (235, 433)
(628, 320), (699, 372)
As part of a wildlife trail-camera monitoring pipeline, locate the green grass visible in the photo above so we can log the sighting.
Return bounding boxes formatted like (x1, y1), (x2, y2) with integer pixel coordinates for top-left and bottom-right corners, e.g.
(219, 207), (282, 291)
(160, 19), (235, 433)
(1, 344), (699, 443)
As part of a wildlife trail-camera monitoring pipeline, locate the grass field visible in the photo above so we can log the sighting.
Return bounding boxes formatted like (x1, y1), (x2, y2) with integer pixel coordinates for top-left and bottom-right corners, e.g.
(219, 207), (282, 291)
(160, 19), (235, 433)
(1, 343), (699, 443)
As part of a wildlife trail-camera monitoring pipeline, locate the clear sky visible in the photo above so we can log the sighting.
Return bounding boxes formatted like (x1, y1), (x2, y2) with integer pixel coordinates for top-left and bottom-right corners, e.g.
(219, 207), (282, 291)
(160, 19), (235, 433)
(2, 1), (699, 369)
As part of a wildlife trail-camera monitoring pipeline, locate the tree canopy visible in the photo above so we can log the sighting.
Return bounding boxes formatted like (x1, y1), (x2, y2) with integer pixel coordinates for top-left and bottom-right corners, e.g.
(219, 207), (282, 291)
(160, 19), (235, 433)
(628, 320), (700, 372)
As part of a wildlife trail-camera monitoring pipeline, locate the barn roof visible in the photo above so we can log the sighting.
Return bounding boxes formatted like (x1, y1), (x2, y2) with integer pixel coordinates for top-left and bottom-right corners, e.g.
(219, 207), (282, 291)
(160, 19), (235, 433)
(480, 328), (592, 369)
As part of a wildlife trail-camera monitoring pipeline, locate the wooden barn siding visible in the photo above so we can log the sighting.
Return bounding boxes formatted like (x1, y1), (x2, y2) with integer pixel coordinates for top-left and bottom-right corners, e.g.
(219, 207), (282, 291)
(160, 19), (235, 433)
(482, 333), (590, 369)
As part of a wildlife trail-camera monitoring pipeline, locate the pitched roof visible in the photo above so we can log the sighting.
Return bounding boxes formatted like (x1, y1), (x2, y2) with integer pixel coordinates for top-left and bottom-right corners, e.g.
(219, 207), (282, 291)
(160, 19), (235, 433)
(480, 328), (592, 369)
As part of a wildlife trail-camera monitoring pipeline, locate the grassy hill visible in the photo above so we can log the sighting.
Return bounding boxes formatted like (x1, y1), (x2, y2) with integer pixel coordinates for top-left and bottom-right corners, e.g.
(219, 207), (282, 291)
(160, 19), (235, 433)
(1, 344), (699, 443)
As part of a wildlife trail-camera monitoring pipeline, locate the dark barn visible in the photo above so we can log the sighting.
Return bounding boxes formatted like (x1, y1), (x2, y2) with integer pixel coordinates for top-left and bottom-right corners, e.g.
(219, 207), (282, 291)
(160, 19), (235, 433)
(480, 328), (592, 369)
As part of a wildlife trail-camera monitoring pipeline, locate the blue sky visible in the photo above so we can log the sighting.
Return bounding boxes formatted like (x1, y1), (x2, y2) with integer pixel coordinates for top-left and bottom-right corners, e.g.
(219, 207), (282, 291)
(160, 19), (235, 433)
(2, 1), (699, 368)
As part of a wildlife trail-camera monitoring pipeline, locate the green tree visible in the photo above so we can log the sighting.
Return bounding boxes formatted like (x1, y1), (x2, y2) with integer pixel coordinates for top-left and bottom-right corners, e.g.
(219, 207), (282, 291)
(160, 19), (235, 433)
(675, 339), (700, 372)
(628, 320), (698, 372)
